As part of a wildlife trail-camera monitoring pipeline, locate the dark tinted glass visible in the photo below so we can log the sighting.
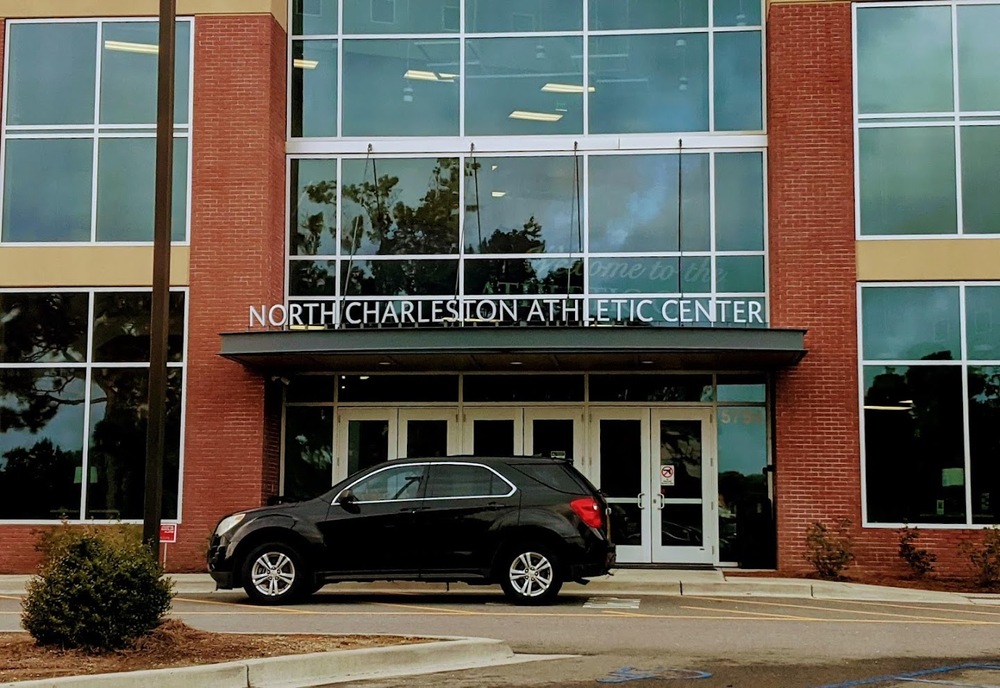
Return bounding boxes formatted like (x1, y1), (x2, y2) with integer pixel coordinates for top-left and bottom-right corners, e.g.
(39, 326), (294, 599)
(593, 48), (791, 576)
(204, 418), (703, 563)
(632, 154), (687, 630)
(404, 420), (449, 458)
(590, 375), (713, 402)
(969, 367), (1000, 524)
(531, 419), (574, 460)
(290, 260), (338, 296)
(283, 406), (333, 500)
(287, 375), (335, 402)
(864, 365), (965, 523)
(346, 419), (389, 474)
(464, 259), (583, 295)
(339, 375), (459, 402)
(0, 369), (86, 519)
(464, 375), (584, 402)
(86, 368), (182, 519)
(426, 464), (508, 498)
(599, 419), (640, 497)
(473, 420), (514, 456)
(291, 39), (338, 138)
(589, 257), (711, 295)
(343, 260), (459, 296)
(966, 287), (1000, 360)
(0, 293), (89, 363)
(352, 464), (425, 501)
(717, 406), (771, 565)
(862, 287), (960, 361)
(290, 159), (338, 256)
(512, 462), (585, 494)
(91, 292), (186, 363)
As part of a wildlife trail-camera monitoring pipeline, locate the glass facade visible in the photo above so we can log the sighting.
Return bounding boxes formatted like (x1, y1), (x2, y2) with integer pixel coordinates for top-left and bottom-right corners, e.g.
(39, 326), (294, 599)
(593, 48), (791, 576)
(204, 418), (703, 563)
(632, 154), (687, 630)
(855, 2), (1000, 237)
(1, 19), (193, 244)
(860, 284), (1000, 525)
(0, 290), (186, 521)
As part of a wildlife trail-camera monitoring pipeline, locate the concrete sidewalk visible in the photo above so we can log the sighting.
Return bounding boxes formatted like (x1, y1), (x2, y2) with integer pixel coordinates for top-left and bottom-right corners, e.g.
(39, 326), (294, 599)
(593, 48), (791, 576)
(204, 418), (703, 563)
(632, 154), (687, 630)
(3, 568), (996, 605)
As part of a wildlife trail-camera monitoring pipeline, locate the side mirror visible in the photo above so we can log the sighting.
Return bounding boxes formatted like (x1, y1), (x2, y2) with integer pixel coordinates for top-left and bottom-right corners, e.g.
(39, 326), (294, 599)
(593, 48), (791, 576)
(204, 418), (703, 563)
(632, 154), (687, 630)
(337, 488), (357, 506)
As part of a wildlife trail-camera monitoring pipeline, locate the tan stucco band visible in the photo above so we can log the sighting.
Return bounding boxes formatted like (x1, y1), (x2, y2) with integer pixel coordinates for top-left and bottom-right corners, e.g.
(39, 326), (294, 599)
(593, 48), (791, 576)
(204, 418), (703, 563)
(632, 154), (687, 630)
(857, 239), (1000, 282)
(0, 0), (288, 29)
(0, 246), (190, 287)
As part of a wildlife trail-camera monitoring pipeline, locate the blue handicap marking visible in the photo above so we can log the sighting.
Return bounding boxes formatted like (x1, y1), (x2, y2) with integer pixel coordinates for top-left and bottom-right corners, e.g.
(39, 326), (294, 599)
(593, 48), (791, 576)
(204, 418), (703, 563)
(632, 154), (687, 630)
(597, 666), (712, 683)
(816, 662), (1000, 688)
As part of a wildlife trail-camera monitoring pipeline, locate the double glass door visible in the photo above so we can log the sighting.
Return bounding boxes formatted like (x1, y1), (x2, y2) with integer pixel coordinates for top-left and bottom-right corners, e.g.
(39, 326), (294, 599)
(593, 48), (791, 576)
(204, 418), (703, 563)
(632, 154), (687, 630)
(591, 408), (716, 565)
(462, 408), (582, 463)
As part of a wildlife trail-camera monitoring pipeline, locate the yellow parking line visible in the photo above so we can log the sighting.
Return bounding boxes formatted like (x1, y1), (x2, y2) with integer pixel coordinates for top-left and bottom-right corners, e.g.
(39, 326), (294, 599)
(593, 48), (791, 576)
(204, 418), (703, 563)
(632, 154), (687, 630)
(686, 596), (974, 623)
(681, 605), (814, 621)
(840, 599), (1000, 618)
(0, 595), (22, 602)
(376, 602), (479, 616)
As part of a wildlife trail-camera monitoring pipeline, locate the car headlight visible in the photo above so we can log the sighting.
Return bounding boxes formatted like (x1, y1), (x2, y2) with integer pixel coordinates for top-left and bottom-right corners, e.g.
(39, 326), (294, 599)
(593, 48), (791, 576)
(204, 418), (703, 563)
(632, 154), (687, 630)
(215, 513), (246, 537)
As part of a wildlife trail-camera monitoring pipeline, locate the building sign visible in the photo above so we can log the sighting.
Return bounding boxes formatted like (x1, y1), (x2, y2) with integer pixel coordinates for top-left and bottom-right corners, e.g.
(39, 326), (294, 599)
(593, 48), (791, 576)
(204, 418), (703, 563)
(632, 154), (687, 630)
(159, 523), (177, 544)
(250, 297), (765, 329)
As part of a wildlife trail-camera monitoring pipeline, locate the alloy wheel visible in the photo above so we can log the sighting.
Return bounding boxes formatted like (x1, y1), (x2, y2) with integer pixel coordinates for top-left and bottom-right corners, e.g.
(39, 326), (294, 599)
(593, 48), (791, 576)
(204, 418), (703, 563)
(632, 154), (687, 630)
(508, 551), (554, 598)
(250, 551), (296, 598)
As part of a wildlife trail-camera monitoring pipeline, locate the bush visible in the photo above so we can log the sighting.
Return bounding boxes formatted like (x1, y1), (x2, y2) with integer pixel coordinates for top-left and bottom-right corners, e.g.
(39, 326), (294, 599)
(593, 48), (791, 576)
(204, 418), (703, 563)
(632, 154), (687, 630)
(804, 518), (855, 579)
(961, 527), (1000, 589)
(21, 523), (174, 652)
(897, 526), (936, 578)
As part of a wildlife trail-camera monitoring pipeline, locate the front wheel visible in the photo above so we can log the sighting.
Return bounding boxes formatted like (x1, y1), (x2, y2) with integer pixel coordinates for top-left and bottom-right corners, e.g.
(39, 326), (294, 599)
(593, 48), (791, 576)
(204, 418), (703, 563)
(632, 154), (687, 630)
(241, 542), (309, 605)
(499, 544), (563, 605)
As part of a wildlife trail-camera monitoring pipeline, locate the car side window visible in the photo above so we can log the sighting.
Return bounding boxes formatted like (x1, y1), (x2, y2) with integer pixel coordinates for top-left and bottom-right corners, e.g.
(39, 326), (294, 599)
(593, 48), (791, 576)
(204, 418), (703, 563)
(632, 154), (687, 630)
(425, 464), (512, 499)
(351, 465), (425, 502)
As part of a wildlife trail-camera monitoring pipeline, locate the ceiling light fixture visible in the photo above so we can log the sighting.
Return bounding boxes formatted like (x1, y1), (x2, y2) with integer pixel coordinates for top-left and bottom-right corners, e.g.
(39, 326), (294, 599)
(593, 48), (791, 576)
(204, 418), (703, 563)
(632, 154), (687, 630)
(509, 110), (563, 122)
(491, 191), (507, 198)
(104, 40), (159, 55)
(863, 405), (913, 411)
(404, 69), (440, 81)
(540, 83), (595, 94)
(293, 58), (319, 70)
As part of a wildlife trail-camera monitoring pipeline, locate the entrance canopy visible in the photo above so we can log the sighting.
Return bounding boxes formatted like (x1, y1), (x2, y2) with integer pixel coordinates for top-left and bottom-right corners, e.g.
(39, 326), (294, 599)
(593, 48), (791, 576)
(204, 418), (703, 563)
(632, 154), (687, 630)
(219, 326), (806, 373)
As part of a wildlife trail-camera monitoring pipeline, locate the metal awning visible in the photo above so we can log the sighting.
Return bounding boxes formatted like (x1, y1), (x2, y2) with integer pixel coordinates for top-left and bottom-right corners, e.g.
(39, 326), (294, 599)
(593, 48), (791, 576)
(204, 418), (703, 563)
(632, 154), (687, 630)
(219, 326), (806, 373)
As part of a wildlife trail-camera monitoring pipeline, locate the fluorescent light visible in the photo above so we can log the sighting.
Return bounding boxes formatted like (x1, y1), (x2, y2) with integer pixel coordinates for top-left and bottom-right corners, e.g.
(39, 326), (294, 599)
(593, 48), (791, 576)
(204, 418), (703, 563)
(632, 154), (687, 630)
(438, 72), (458, 81)
(490, 165), (499, 171)
(404, 69), (440, 81)
(541, 82), (595, 94)
(491, 191), (506, 198)
(293, 58), (319, 70)
(104, 40), (158, 55)
(509, 110), (563, 122)
(863, 405), (913, 411)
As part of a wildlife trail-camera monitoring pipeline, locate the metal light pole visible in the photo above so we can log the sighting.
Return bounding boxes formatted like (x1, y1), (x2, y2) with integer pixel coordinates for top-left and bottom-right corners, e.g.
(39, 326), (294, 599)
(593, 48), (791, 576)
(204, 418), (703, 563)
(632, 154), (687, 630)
(143, 0), (176, 556)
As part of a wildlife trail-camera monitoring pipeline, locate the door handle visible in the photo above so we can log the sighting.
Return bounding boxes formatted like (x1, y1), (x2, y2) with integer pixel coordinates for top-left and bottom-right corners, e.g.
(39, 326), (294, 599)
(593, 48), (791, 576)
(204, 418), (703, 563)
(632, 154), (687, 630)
(637, 492), (645, 509)
(652, 493), (664, 510)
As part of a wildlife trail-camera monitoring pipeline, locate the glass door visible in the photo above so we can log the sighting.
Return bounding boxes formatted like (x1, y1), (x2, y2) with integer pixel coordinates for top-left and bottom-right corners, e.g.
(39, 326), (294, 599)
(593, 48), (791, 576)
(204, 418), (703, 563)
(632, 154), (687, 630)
(590, 408), (651, 564)
(524, 408), (583, 463)
(398, 409), (459, 458)
(335, 409), (396, 482)
(461, 408), (523, 456)
(651, 409), (716, 564)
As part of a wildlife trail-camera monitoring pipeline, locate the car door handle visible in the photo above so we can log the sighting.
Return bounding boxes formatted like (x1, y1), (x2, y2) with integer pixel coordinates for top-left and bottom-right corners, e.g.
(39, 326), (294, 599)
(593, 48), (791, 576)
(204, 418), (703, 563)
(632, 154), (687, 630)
(486, 502), (504, 510)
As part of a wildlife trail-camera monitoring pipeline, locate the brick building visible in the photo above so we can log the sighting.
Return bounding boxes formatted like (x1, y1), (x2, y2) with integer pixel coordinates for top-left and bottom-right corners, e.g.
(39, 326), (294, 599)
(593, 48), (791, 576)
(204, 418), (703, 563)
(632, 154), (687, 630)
(1, 0), (998, 578)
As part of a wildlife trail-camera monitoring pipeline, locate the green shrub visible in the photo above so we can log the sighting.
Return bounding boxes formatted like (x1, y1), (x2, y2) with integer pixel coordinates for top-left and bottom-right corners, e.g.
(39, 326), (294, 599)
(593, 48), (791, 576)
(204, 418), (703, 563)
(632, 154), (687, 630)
(21, 524), (174, 652)
(804, 518), (855, 580)
(961, 527), (1000, 589)
(897, 525), (936, 578)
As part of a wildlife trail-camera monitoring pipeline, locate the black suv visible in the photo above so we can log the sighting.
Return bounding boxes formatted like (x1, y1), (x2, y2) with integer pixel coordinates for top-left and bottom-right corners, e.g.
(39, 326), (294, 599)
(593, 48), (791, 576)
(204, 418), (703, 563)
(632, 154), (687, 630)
(208, 456), (615, 605)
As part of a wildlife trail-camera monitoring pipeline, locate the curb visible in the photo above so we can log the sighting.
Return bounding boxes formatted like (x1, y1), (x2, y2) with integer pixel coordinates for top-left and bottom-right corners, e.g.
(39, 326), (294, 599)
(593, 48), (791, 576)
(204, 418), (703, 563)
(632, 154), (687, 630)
(0, 637), (538, 688)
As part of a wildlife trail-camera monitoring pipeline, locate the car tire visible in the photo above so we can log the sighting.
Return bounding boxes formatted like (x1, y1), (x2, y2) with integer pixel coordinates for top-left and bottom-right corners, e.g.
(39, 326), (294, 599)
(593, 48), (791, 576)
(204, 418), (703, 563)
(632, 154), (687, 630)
(499, 543), (563, 606)
(241, 542), (309, 605)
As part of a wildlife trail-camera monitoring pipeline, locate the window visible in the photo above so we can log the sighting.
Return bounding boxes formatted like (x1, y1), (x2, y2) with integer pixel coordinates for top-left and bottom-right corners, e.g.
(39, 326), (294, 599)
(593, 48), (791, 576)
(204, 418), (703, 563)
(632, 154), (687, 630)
(860, 284), (1000, 525)
(855, 2), (1000, 236)
(350, 464), (425, 501)
(425, 464), (511, 498)
(0, 289), (187, 521)
(1, 19), (192, 244)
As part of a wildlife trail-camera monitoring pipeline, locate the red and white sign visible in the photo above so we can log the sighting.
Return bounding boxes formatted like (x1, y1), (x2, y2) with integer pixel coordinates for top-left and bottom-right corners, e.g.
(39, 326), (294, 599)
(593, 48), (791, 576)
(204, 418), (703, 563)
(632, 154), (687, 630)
(659, 464), (675, 486)
(159, 523), (177, 544)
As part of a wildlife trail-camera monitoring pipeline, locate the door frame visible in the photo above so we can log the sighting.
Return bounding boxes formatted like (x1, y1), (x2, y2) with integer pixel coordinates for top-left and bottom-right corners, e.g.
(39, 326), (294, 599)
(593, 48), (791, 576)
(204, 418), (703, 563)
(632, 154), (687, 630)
(397, 408), (460, 458)
(523, 407), (585, 463)
(335, 408), (398, 482)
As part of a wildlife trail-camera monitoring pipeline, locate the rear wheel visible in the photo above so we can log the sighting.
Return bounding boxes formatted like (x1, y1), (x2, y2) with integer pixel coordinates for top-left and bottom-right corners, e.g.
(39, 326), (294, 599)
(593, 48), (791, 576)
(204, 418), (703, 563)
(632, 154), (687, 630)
(499, 544), (563, 605)
(241, 542), (309, 605)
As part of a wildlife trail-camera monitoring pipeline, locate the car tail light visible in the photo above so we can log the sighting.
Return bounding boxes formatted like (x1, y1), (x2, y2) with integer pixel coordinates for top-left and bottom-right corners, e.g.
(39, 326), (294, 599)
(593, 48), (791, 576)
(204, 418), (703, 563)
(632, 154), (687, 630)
(570, 497), (603, 529)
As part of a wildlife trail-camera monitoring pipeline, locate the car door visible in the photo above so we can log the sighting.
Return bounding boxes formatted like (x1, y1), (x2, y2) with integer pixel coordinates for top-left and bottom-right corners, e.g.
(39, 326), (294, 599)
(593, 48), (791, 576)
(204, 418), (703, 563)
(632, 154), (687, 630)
(317, 462), (427, 578)
(417, 462), (519, 577)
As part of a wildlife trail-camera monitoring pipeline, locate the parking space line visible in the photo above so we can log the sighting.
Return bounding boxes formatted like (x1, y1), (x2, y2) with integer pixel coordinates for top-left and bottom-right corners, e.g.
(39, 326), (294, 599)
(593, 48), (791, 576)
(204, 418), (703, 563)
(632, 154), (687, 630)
(680, 605), (815, 621)
(377, 602), (479, 615)
(686, 596), (981, 624)
(0, 595), (21, 602)
(839, 599), (1000, 619)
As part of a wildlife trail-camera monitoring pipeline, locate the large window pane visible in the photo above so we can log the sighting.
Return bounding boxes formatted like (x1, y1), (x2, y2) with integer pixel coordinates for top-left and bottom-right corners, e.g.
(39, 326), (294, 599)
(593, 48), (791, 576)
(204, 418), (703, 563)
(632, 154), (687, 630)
(290, 159), (338, 256)
(465, 157), (579, 255)
(343, 260), (459, 295)
(291, 40), (338, 138)
(590, 34), (708, 134)
(714, 31), (762, 131)
(340, 375), (458, 402)
(864, 365), (965, 524)
(715, 152), (764, 251)
(966, 287), (1000, 361)
(0, 293), (89, 363)
(101, 22), (191, 125)
(717, 406), (771, 565)
(96, 138), (188, 242)
(293, 0), (338, 35)
(464, 375), (584, 402)
(2, 139), (94, 243)
(341, 157), (459, 255)
(86, 368), (182, 520)
(862, 287), (960, 361)
(345, 0), (459, 33)
(970, 367), (1000, 524)
(957, 5), (1000, 113)
(91, 292), (186, 363)
(590, 375), (713, 402)
(0, 369), (86, 519)
(290, 260), (338, 296)
(589, 154), (710, 253)
(468, 0), (580, 32)
(961, 126), (1000, 235)
(856, 6), (953, 114)
(465, 258), (583, 295)
(590, 257), (711, 295)
(466, 37), (582, 136)
(343, 39), (459, 137)
(714, 0), (762, 27)
(7, 23), (96, 125)
(859, 127), (957, 236)
(716, 256), (764, 293)
(283, 407), (333, 501)
(590, 0), (708, 29)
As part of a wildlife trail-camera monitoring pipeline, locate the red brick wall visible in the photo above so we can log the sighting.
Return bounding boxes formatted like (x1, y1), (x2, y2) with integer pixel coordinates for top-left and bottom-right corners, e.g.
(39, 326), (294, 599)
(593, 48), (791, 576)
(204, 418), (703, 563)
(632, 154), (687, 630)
(170, 14), (286, 571)
(767, 1), (860, 573)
